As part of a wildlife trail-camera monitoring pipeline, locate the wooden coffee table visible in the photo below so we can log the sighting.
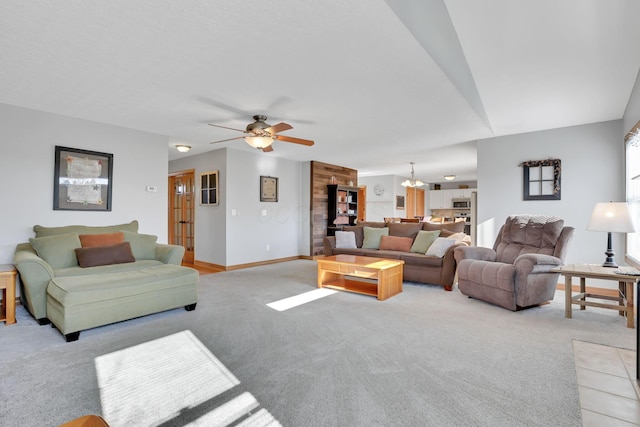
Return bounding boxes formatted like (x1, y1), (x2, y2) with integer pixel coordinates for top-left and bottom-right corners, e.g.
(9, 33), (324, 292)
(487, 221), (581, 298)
(317, 255), (404, 300)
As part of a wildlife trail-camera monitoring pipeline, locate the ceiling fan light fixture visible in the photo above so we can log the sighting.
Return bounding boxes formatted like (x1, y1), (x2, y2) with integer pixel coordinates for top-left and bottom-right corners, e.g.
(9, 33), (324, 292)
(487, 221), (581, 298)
(444, 175), (456, 181)
(175, 145), (191, 153)
(245, 135), (274, 149)
(401, 162), (424, 187)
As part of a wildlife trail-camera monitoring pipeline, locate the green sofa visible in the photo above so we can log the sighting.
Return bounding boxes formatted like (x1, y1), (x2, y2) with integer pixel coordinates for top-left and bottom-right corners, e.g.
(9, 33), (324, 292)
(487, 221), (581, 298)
(13, 220), (198, 341)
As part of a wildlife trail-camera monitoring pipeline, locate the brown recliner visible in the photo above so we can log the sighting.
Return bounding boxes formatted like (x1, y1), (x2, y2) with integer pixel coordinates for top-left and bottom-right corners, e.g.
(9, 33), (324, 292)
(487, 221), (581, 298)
(454, 215), (574, 311)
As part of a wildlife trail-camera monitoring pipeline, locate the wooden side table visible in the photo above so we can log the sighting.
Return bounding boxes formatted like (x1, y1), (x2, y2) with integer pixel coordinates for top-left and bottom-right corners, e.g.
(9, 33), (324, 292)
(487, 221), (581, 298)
(554, 264), (639, 328)
(0, 264), (17, 325)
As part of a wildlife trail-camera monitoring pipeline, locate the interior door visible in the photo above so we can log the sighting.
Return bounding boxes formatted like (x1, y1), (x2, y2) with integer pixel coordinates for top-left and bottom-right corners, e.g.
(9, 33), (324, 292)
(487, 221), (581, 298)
(168, 170), (195, 264)
(405, 188), (425, 218)
(357, 186), (366, 222)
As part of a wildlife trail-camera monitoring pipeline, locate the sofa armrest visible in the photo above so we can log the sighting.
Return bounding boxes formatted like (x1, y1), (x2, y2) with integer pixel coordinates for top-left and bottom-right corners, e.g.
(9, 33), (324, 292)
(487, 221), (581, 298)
(454, 246), (497, 263)
(13, 243), (54, 320)
(155, 244), (185, 265)
(440, 242), (466, 287)
(324, 236), (336, 256)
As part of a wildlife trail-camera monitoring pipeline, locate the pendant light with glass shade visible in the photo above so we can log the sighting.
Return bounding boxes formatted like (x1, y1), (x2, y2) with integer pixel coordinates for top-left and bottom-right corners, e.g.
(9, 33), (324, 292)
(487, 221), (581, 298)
(401, 162), (424, 188)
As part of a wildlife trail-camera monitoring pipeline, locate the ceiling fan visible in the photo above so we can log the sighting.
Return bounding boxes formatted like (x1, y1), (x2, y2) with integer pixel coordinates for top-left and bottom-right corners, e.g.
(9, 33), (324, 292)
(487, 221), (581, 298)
(208, 115), (314, 152)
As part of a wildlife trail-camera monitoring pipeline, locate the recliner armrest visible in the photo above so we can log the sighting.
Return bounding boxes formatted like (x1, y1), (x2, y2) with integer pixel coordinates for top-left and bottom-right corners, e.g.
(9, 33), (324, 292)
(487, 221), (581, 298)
(454, 246), (497, 263)
(513, 253), (563, 275)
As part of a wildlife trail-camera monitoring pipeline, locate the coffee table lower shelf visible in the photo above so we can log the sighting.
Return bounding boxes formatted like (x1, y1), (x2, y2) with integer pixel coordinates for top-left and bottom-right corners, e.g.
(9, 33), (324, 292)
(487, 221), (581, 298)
(321, 277), (380, 298)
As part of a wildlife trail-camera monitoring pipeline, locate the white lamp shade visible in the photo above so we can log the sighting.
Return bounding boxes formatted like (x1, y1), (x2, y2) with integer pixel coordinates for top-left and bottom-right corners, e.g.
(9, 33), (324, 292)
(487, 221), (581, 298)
(587, 202), (637, 233)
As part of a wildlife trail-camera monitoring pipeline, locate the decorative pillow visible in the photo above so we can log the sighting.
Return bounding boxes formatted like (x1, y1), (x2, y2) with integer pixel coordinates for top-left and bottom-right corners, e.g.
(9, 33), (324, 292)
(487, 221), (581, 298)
(378, 235), (413, 252)
(342, 226), (364, 248)
(75, 242), (135, 268)
(362, 226), (389, 249)
(335, 231), (357, 249)
(410, 230), (441, 253)
(79, 232), (125, 248)
(425, 237), (457, 257)
(449, 232), (472, 245)
(122, 230), (158, 260)
(29, 232), (81, 269)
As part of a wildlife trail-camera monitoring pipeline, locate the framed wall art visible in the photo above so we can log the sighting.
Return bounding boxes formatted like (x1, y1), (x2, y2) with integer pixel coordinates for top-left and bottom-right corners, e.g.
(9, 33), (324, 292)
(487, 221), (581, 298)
(260, 176), (278, 202)
(54, 146), (113, 211)
(396, 195), (405, 210)
(520, 158), (561, 200)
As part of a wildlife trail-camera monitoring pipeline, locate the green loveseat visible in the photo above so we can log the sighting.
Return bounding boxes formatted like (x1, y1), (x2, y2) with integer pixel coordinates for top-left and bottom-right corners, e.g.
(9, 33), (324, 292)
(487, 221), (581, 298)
(13, 220), (198, 341)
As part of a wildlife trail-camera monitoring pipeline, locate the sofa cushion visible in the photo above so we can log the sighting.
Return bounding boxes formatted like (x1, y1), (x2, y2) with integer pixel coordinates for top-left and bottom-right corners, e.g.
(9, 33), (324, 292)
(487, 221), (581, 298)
(29, 232), (81, 269)
(335, 231), (357, 249)
(75, 242), (136, 268)
(122, 231), (158, 260)
(362, 249), (403, 259)
(399, 252), (444, 267)
(423, 221), (466, 234)
(387, 223), (423, 239)
(425, 237), (457, 257)
(342, 226), (364, 248)
(33, 220), (139, 238)
(410, 230), (440, 253)
(79, 232), (125, 248)
(378, 235), (413, 252)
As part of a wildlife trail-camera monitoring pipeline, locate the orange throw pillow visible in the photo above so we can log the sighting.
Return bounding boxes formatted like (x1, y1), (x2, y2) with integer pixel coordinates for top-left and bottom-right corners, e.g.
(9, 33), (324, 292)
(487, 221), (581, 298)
(79, 232), (125, 248)
(378, 235), (413, 252)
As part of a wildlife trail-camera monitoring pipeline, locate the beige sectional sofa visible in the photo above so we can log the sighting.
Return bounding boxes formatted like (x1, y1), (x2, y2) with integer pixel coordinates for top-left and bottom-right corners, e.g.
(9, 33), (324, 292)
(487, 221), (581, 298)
(323, 221), (469, 291)
(13, 221), (198, 341)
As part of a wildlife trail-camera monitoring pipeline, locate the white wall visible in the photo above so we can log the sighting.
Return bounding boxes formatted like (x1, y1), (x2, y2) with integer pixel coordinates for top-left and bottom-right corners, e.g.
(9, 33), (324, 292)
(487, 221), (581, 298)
(477, 120), (625, 283)
(0, 103), (169, 264)
(168, 148), (228, 265)
(624, 70), (640, 138)
(169, 147), (307, 267)
(359, 175), (419, 221)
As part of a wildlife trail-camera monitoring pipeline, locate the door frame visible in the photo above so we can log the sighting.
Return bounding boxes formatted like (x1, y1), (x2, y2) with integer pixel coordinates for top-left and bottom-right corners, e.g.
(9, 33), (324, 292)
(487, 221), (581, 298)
(168, 169), (196, 264)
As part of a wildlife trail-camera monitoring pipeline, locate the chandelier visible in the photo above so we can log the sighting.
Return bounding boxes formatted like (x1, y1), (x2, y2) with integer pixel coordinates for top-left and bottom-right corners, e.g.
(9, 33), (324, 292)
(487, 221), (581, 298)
(401, 162), (424, 187)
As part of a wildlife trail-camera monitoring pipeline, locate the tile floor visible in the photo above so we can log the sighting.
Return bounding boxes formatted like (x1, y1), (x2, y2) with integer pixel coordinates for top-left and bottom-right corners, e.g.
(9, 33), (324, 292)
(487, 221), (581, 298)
(575, 340), (640, 426)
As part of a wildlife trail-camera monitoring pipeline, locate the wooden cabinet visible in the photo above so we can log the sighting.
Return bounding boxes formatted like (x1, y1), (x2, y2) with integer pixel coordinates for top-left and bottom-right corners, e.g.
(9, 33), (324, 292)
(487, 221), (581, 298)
(327, 184), (359, 235)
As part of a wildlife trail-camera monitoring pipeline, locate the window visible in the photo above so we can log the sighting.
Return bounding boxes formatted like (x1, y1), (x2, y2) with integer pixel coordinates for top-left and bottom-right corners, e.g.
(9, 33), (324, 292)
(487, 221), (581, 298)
(626, 123), (640, 266)
(200, 171), (219, 205)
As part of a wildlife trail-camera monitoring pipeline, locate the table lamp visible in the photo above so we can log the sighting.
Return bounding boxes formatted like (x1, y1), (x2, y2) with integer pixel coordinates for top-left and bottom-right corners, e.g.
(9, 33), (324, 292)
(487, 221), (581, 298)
(587, 202), (637, 267)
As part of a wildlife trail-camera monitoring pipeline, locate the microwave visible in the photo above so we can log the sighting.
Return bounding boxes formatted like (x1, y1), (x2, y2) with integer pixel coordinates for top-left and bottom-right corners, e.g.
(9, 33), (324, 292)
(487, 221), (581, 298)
(452, 198), (471, 209)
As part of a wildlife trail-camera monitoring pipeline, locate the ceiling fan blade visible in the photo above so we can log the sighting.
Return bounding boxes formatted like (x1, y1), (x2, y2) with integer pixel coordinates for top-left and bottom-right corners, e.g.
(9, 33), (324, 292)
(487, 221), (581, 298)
(208, 123), (247, 133)
(265, 122), (293, 134)
(274, 135), (314, 146)
(261, 145), (274, 153)
(210, 136), (245, 144)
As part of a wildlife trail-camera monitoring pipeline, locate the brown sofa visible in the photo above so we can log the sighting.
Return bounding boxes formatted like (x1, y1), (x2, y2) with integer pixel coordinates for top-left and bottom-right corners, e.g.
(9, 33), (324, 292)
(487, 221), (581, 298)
(323, 221), (468, 291)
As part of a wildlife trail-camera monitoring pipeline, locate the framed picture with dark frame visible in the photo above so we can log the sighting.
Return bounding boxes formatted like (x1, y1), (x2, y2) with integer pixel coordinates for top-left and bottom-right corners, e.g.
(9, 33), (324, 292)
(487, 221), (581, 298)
(53, 146), (113, 211)
(396, 195), (405, 210)
(521, 158), (561, 201)
(260, 176), (278, 202)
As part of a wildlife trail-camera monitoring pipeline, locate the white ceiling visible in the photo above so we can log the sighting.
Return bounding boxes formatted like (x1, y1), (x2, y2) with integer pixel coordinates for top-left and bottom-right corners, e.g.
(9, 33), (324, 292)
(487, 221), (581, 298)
(2, 1), (639, 183)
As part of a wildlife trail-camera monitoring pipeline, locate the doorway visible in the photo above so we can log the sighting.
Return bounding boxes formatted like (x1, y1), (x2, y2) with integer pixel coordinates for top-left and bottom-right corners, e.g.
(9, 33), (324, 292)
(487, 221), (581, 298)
(406, 188), (425, 219)
(168, 170), (195, 264)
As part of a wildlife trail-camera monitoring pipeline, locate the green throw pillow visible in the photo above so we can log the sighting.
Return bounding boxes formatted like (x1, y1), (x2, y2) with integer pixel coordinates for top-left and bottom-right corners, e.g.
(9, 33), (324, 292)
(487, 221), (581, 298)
(122, 230), (158, 260)
(29, 232), (82, 269)
(411, 230), (441, 253)
(362, 226), (389, 249)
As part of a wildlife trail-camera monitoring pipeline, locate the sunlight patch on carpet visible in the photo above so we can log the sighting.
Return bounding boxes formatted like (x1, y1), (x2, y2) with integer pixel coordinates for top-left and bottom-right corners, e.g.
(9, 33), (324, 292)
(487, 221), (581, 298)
(95, 330), (281, 427)
(267, 288), (337, 311)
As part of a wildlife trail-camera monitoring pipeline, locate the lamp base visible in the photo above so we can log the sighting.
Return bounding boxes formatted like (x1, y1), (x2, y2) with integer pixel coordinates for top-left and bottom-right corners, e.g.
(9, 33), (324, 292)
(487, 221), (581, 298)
(602, 231), (618, 268)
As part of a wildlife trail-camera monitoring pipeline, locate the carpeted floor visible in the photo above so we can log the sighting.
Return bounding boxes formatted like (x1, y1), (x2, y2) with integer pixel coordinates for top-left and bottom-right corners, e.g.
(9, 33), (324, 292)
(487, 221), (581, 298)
(0, 260), (635, 426)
